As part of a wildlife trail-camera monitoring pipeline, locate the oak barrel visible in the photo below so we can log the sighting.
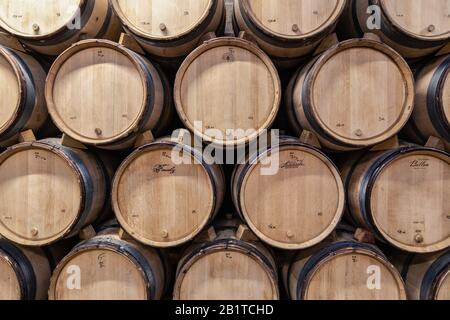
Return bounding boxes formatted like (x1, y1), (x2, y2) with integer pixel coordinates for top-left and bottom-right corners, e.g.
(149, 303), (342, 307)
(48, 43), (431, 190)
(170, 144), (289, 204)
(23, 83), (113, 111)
(341, 146), (450, 253)
(48, 227), (168, 300)
(174, 36), (281, 148)
(0, 240), (52, 300)
(112, 136), (225, 248)
(46, 39), (173, 150)
(110, 0), (226, 62)
(403, 54), (450, 150)
(285, 38), (414, 151)
(392, 250), (450, 300)
(233, 0), (347, 68)
(173, 223), (279, 300)
(0, 45), (47, 147)
(0, 138), (111, 246)
(0, 0), (122, 56)
(231, 136), (345, 250)
(283, 228), (406, 300)
(338, 0), (450, 60)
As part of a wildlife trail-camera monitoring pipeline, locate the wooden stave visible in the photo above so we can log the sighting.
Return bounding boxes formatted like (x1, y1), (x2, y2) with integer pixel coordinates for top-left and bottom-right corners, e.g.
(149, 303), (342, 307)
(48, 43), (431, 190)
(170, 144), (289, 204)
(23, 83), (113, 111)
(45, 39), (173, 150)
(341, 146), (450, 253)
(0, 138), (110, 246)
(174, 36), (281, 148)
(233, 0), (347, 67)
(231, 136), (345, 250)
(0, 0), (122, 56)
(283, 230), (406, 300)
(338, 0), (450, 60)
(0, 46), (47, 147)
(403, 55), (450, 150)
(112, 137), (226, 248)
(48, 227), (167, 300)
(110, 0), (226, 62)
(173, 226), (280, 300)
(285, 38), (415, 152)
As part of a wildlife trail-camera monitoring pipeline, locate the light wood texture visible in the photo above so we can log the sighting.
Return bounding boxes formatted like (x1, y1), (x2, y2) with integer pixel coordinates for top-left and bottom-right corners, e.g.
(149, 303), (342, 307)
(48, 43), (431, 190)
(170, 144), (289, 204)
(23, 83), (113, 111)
(0, 0), (122, 55)
(0, 46), (47, 148)
(233, 0), (346, 67)
(283, 231), (406, 300)
(46, 39), (172, 150)
(111, 0), (225, 59)
(342, 147), (450, 253)
(232, 137), (345, 250)
(49, 228), (166, 300)
(112, 138), (225, 248)
(0, 138), (109, 246)
(286, 38), (414, 151)
(173, 226), (279, 300)
(174, 37), (280, 147)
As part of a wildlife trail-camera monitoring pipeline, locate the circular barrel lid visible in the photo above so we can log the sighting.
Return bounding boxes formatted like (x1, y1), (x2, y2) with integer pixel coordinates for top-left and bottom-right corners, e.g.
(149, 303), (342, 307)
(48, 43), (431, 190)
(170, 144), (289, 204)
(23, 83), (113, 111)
(303, 248), (406, 300)
(112, 143), (215, 247)
(0, 48), (21, 135)
(175, 246), (279, 300)
(238, 145), (344, 250)
(0, 0), (83, 39)
(308, 39), (414, 147)
(46, 40), (149, 146)
(381, 0), (450, 41)
(50, 247), (149, 300)
(111, 0), (215, 40)
(435, 268), (450, 300)
(369, 149), (450, 253)
(0, 142), (83, 246)
(240, 0), (346, 40)
(174, 37), (281, 147)
(0, 254), (21, 300)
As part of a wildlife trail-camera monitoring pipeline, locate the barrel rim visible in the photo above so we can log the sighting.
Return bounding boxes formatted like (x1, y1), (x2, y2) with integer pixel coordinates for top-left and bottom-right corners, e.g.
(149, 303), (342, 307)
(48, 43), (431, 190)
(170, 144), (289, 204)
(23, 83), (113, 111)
(0, 0), (86, 40)
(110, 0), (217, 42)
(0, 248), (24, 300)
(304, 38), (414, 147)
(434, 266), (450, 300)
(238, 0), (347, 41)
(0, 140), (85, 246)
(235, 141), (345, 250)
(174, 36), (281, 147)
(111, 141), (216, 248)
(45, 39), (151, 146)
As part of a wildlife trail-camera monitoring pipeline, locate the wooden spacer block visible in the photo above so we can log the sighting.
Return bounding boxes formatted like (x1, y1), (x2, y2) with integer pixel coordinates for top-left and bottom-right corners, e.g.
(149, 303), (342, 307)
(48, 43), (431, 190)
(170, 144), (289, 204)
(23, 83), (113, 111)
(370, 135), (400, 152)
(425, 136), (446, 151)
(61, 134), (88, 150)
(236, 225), (259, 242)
(363, 32), (383, 43)
(313, 33), (339, 56)
(299, 130), (321, 149)
(0, 32), (27, 53)
(354, 228), (376, 244)
(79, 225), (96, 240)
(172, 129), (192, 145)
(119, 33), (146, 55)
(436, 42), (450, 57)
(199, 31), (217, 44)
(134, 130), (155, 148)
(118, 228), (134, 241)
(238, 31), (258, 45)
(194, 226), (217, 243)
(18, 129), (36, 143)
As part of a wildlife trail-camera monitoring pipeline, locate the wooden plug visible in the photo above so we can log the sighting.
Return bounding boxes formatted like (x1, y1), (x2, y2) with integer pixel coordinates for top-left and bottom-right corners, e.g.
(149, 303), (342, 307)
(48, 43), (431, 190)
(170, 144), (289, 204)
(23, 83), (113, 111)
(119, 33), (146, 55)
(118, 228), (134, 241)
(134, 130), (155, 148)
(199, 32), (217, 44)
(313, 33), (339, 56)
(425, 136), (446, 151)
(61, 134), (88, 149)
(354, 228), (376, 244)
(363, 33), (382, 43)
(79, 225), (96, 240)
(299, 130), (321, 149)
(236, 225), (259, 242)
(194, 226), (217, 243)
(0, 32), (27, 53)
(18, 129), (36, 143)
(370, 135), (400, 152)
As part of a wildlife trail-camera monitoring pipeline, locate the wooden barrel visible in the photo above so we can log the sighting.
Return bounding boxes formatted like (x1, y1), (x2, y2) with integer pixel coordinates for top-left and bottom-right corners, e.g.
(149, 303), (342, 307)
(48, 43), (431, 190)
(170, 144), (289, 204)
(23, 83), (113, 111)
(45, 39), (173, 150)
(112, 136), (225, 248)
(283, 229), (406, 300)
(233, 0), (347, 68)
(0, 46), (47, 147)
(231, 136), (345, 250)
(174, 36), (281, 148)
(110, 0), (225, 63)
(285, 38), (414, 151)
(0, 0), (122, 56)
(338, 0), (450, 60)
(403, 54), (450, 150)
(341, 146), (450, 253)
(48, 227), (168, 300)
(0, 240), (52, 300)
(173, 224), (279, 300)
(0, 138), (110, 246)
(392, 250), (450, 300)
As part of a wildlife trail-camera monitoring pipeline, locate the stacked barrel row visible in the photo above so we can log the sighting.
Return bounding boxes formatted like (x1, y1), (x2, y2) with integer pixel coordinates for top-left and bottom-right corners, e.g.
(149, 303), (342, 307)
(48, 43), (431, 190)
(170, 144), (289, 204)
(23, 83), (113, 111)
(0, 0), (449, 301)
